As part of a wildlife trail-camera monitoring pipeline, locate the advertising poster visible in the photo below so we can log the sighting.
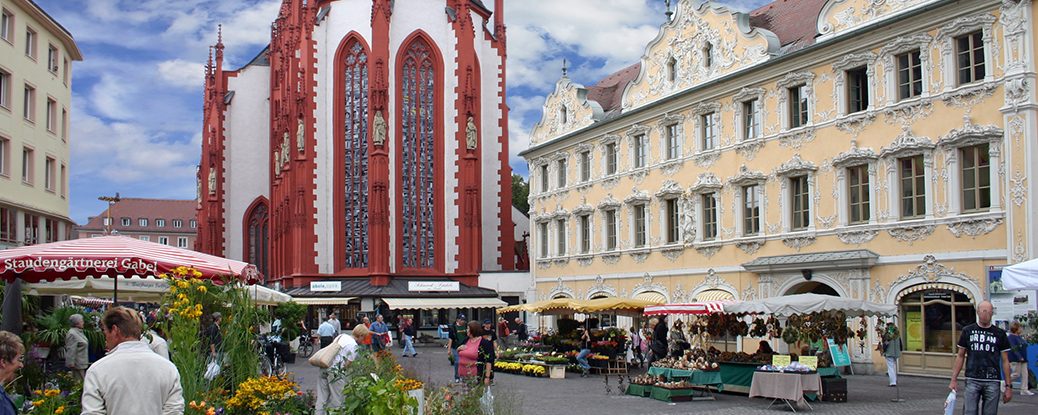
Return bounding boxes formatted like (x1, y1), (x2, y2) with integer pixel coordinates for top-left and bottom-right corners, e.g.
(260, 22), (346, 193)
(988, 266), (1037, 326)
(904, 310), (923, 351)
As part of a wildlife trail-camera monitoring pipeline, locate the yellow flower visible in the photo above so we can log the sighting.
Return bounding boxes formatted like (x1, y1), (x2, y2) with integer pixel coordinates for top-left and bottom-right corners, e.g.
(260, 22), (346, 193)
(31, 400), (43, 407)
(55, 406), (65, 414)
(206, 409), (216, 415)
(196, 285), (207, 293)
(44, 389), (60, 397)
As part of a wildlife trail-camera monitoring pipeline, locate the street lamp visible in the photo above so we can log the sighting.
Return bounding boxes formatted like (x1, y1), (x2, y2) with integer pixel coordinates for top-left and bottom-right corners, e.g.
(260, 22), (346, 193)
(97, 192), (121, 304)
(98, 193), (121, 235)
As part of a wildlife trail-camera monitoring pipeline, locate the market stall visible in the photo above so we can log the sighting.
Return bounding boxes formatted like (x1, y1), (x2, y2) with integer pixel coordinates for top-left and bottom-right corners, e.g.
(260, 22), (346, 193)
(1002, 257), (1038, 290)
(25, 275), (291, 305)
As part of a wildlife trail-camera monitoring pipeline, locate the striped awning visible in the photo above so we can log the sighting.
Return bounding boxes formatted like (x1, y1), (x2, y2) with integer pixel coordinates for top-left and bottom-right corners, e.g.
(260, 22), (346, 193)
(292, 297), (357, 306)
(634, 291), (667, 304)
(895, 283), (974, 303)
(692, 289), (734, 302)
(383, 297), (507, 310)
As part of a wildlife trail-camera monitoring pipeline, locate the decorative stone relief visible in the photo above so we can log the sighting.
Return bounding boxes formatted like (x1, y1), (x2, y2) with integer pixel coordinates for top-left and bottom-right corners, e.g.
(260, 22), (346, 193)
(661, 246), (684, 261)
(601, 252), (621, 264)
(782, 235), (816, 251)
(576, 255), (594, 267)
(548, 277), (574, 299)
(624, 188), (651, 205)
(742, 285), (756, 301)
(552, 258), (570, 266)
(832, 141), (878, 168)
(937, 120), (1004, 149)
(1010, 171), (1027, 207)
(586, 275), (618, 299)
(656, 180), (684, 199)
(887, 224), (936, 244)
(946, 217), (1004, 238)
(837, 229), (878, 245)
(1004, 78), (1031, 112)
(736, 240), (764, 254)
(871, 281), (886, 303)
(692, 150), (721, 168)
(691, 172), (723, 193)
(695, 244), (722, 258)
(774, 154), (818, 178)
(883, 99), (933, 126)
(681, 195), (697, 244)
(889, 254), (974, 288)
(734, 139), (765, 160)
(633, 273), (668, 299)
(879, 127), (934, 158)
(1013, 231), (1027, 264)
(597, 194), (621, 210)
(729, 165), (767, 186)
(536, 260), (552, 270)
(834, 112), (877, 136)
(630, 250), (651, 263)
(777, 128), (816, 150)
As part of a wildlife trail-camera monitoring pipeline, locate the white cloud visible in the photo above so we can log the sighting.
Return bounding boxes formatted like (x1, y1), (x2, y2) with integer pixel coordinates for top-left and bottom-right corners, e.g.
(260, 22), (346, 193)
(158, 59), (205, 89)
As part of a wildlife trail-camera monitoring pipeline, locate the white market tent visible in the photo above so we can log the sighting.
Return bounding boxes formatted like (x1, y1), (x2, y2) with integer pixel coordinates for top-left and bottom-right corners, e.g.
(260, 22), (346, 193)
(26, 276), (292, 306)
(1001, 258), (1038, 290)
(723, 293), (897, 317)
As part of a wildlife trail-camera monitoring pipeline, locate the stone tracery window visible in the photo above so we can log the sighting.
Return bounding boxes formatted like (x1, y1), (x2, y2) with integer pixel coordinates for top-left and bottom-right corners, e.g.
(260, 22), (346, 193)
(246, 203), (269, 279)
(342, 40), (369, 268)
(400, 38), (438, 270)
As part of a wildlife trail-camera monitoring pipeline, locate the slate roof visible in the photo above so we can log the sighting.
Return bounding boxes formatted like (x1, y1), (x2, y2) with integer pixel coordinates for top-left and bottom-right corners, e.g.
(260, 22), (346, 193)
(285, 278), (500, 298)
(78, 198), (197, 233)
(585, 62), (641, 114)
(749, 0), (828, 51)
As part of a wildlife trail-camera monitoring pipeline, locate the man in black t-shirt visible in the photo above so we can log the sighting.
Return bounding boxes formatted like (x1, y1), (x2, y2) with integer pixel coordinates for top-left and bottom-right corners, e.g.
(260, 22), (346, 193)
(950, 301), (1012, 415)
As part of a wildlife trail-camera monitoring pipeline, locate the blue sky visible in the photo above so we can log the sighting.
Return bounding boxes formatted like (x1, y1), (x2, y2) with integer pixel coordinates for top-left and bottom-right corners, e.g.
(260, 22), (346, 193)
(33, 0), (768, 224)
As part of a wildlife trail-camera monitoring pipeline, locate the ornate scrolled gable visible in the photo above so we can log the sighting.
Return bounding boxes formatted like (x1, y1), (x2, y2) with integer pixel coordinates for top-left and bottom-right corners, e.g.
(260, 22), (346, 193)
(832, 52), (876, 71)
(690, 173), (723, 194)
(690, 101), (722, 116)
(586, 275), (618, 299)
(879, 128), (934, 158)
(817, 0), (936, 39)
(600, 134), (620, 146)
(548, 277), (575, 299)
(729, 165), (767, 186)
(936, 120), (1004, 149)
(832, 142), (879, 168)
(550, 150), (569, 162)
(732, 87), (766, 103)
(776, 71), (815, 89)
(622, 0), (780, 110)
(572, 202), (595, 216)
(632, 273), (669, 299)
(551, 207), (570, 219)
(529, 77), (605, 145)
(624, 188), (651, 205)
(774, 154), (819, 178)
(878, 33), (933, 58)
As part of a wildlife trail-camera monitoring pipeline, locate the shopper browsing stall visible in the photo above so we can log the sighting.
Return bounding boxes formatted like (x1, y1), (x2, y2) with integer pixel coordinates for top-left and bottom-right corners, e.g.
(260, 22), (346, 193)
(457, 321), (496, 385)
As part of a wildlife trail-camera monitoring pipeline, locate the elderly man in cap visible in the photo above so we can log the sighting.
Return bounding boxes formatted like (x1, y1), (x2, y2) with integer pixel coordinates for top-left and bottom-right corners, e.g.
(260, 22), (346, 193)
(65, 313), (90, 379)
(316, 324), (367, 415)
(446, 314), (468, 383)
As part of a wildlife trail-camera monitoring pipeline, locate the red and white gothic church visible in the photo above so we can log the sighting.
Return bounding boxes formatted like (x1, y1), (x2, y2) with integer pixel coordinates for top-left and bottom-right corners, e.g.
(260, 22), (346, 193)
(195, 0), (524, 301)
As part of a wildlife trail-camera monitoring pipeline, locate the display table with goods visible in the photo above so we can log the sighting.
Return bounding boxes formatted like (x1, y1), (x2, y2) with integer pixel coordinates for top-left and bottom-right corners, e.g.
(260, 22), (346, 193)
(494, 350), (571, 378)
(626, 376), (699, 403)
(749, 363), (823, 412)
(647, 349), (724, 400)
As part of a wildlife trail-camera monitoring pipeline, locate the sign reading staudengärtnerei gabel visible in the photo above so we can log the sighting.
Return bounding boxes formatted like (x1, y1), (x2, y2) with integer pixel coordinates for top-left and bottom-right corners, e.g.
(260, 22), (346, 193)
(310, 281), (341, 292)
(408, 281), (460, 292)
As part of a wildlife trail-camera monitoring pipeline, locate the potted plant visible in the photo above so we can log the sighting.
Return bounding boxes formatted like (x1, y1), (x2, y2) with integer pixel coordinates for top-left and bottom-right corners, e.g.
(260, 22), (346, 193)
(30, 306), (102, 361)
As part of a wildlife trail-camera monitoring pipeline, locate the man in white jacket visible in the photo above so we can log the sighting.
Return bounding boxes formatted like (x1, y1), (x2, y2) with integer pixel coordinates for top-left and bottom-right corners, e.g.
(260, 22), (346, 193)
(82, 306), (184, 415)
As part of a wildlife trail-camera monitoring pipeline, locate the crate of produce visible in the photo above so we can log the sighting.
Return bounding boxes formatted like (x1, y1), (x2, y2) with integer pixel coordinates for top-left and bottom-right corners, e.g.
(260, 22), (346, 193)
(650, 386), (695, 402)
(626, 384), (651, 397)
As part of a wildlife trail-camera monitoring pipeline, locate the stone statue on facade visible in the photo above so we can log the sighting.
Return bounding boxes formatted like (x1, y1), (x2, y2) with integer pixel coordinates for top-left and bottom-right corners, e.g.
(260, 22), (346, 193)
(207, 167), (216, 195)
(296, 118), (305, 152)
(273, 151), (281, 175)
(465, 116), (478, 150)
(373, 110), (387, 146)
(281, 132), (290, 165)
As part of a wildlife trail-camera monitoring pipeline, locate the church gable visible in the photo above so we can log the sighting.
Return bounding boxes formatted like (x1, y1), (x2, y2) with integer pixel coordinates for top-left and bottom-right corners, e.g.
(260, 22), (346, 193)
(622, 0), (780, 110)
(817, 0), (938, 40)
(529, 77), (604, 145)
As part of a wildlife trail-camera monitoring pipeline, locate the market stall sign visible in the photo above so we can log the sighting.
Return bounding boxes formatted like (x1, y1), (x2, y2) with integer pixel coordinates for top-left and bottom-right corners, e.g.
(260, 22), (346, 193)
(798, 356), (818, 370)
(826, 338), (851, 367)
(408, 281), (460, 292)
(772, 355), (791, 367)
(310, 281), (341, 292)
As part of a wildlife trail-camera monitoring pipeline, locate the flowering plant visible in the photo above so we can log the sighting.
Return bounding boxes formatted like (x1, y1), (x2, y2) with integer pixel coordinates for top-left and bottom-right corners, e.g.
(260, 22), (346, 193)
(27, 388), (74, 414)
(225, 376), (311, 414)
(521, 364), (546, 376)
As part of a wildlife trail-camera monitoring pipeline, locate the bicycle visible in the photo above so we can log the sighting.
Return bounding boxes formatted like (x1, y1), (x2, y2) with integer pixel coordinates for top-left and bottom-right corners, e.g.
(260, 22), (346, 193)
(297, 333), (316, 358)
(258, 337), (287, 377)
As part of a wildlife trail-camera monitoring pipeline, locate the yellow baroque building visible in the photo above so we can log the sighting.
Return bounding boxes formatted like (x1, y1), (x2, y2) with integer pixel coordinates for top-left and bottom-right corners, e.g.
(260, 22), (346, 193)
(520, 0), (1038, 376)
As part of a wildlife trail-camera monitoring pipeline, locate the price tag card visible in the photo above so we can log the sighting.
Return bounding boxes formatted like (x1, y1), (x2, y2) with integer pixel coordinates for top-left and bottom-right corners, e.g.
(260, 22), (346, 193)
(798, 356), (818, 370)
(772, 354), (791, 367)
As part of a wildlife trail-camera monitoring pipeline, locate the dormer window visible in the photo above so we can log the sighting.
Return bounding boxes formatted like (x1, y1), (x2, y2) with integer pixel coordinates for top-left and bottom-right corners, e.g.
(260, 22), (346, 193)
(667, 57), (677, 82)
(558, 106), (568, 124)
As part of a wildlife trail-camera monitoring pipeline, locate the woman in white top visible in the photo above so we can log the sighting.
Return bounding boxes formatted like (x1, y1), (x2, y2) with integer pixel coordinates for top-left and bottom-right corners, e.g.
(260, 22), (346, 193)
(315, 324), (367, 415)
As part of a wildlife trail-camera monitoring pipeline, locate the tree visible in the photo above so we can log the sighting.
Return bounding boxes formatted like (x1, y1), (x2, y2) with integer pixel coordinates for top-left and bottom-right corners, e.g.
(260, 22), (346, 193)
(511, 174), (529, 215)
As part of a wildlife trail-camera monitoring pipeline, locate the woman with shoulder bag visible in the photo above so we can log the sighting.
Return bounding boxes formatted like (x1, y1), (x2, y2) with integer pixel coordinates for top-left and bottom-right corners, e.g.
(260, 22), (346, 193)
(457, 321), (496, 385)
(313, 324), (367, 415)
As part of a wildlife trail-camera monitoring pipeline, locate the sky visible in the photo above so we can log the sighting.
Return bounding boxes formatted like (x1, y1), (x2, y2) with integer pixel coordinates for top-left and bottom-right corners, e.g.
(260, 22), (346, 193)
(33, 0), (769, 224)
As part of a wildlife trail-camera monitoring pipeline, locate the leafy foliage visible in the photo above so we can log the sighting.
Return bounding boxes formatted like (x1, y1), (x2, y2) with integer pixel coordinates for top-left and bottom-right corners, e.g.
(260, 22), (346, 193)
(274, 301), (307, 340)
(511, 174), (529, 215)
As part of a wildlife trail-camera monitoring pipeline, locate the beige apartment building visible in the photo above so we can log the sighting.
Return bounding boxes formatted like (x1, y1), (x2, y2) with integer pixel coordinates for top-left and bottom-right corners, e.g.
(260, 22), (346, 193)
(74, 198), (198, 249)
(521, 0), (1038, 376)
(0, 0), (81, 249)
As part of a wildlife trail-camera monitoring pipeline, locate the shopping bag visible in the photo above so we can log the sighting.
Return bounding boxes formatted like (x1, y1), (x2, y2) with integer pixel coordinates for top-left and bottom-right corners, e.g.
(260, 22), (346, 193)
(309, 334), (343, 369)
(480, 386), (495, 415)
(204, 358), (221, 381)
(944, 390), (956, 415)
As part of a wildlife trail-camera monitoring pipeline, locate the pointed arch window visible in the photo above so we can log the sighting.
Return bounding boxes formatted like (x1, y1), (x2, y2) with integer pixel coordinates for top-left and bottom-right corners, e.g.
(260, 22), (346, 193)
(246, 203), (269, 279)
(399, 37), (439, 270)
(341, 39), (369, 268)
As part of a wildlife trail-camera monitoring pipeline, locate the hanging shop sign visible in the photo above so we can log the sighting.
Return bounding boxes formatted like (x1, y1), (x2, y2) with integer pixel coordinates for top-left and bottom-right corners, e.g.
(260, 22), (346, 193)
(408, 281), (460, 292)
(310, 281), (342, 292)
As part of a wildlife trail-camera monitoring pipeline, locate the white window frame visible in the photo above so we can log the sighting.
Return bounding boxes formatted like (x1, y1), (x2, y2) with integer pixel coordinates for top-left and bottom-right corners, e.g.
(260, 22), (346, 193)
(172, 219), (183, 228)
(177, 237), (189, 248)
(24, 26), (36, 59)
(555, 218), (567, 256)
(699, 192), (718, 242)
(22, 84), (35, 122)
(832, 53), (875, 117)
(47, 44), (58, 73)
(0, 136), (8, 177)
(879, 34), (932, 105)
(43, 156), (54, 192)
(700, 112), (717, 151)
(937, 15), (995, 92)
(662, 197), (680, 244)
(158, 236), (169, 245)
(0, 69), (10, 110)
(156, 219), (166, 228)
(538, 163), (549, 193)
(190, 219), (197, 229)
(602, 208), (618, 251)
(578, 214), (592, 254)
(139, 218), (148, 227)
(776, 72), (815, 131)
(556, 158), (567, 189)
(774, 158), (818, 233)
(21, 146), (33, 184)
(625, 125), (650, 171)
(733, 88), (764, 142)
(139, 236), (150, 242)
(0, 8), (12, 43)
(631, 203), (648, 248)
(120, 217), (130, 227)
(578, 148), (591, 183)
(936, 125), (1003, 217)
(737, 184), (763, 236)
(880, 133), (935, 222)
(45, 98), (56, 133)
(537, 221), (549, 259)
(602, 135), (619, 176)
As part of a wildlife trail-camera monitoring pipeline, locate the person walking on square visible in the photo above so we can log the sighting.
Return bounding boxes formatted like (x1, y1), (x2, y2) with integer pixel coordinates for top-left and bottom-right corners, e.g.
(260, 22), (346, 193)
(329, 312), (341, 334)
(0, 331), (25, 415)
(446, 314), (468, 382)
(630, 326), (644, 368)
(1008, 321), (1035, 395)
(318, 315), (337, 348)
(650, 317), (668, 366)
(881, 322), (902, 387)
(401, 317), (418, 357)
(950, 301), (1013, 415)
(81, 306), (184, 415)
(497, 317), (511, 349)
(370, 314), (389, 352)
(65, 313), (90, 379)
(457, 321), (496, 386)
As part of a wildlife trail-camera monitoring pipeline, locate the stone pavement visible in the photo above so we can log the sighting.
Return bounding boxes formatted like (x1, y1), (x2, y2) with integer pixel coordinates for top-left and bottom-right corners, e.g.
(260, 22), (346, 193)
(286, 343), (1038, 414)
